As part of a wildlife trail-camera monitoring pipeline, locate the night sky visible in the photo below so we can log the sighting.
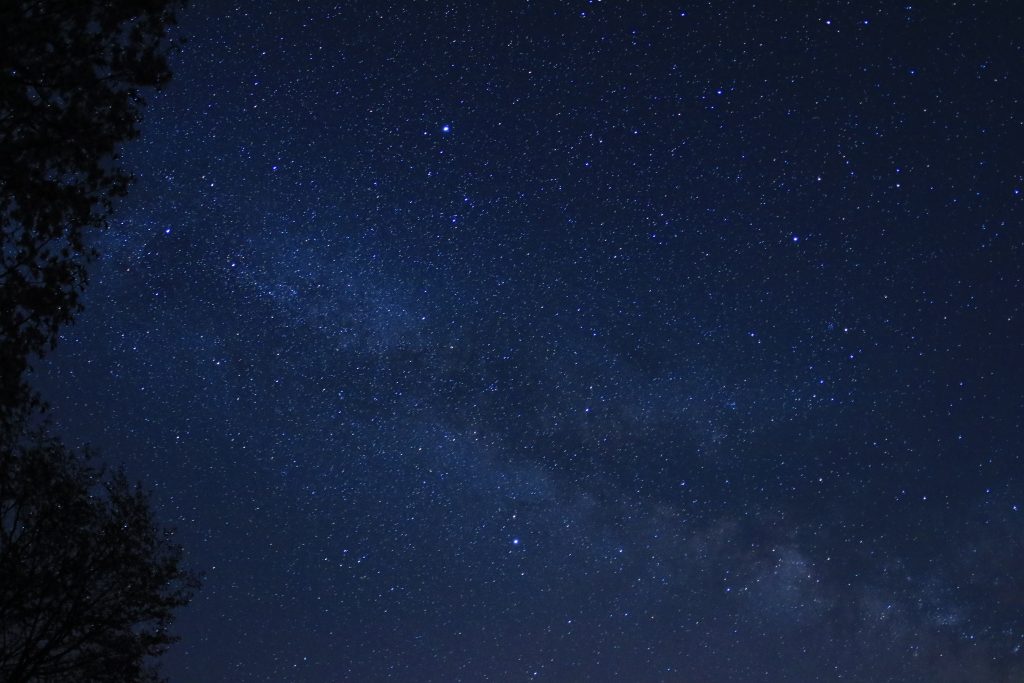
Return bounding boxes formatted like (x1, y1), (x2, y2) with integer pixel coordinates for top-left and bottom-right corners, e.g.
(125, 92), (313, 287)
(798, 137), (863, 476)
(34, 2), (1024, 681)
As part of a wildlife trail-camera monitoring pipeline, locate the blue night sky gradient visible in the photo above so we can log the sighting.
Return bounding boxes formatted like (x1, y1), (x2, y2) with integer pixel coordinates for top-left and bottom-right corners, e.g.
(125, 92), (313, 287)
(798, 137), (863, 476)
(36, 2), (1024, 681)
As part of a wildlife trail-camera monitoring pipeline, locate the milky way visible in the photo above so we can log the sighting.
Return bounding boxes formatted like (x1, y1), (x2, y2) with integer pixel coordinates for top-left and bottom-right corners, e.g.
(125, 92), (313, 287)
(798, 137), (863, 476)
(38, 2), (1023, 681)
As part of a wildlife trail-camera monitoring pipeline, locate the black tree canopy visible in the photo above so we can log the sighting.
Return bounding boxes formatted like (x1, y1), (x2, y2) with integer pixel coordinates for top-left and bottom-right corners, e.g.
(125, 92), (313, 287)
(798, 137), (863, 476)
(0, 3), (197, 682)
(0, 0), (184, 420)
(0, 436), (199, 683)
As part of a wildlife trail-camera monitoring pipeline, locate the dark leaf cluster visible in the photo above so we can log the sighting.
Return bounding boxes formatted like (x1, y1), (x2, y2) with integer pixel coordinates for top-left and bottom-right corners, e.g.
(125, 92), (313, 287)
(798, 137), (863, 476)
(0, 0), (185, 422)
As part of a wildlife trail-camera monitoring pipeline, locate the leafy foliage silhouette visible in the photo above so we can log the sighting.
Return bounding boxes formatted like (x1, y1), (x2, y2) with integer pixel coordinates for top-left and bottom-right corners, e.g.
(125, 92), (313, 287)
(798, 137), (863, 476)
(0, 2), (198, 681)
(0, 0), (185, 422)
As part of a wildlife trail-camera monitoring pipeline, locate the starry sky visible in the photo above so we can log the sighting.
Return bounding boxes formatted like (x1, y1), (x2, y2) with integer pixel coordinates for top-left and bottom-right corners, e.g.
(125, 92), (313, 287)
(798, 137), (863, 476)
(35, 2), (1024, 681)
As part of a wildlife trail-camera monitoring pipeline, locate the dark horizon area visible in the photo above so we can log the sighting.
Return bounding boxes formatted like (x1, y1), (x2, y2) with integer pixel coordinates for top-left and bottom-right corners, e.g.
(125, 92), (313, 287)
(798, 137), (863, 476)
(33, 2), (1024, 681)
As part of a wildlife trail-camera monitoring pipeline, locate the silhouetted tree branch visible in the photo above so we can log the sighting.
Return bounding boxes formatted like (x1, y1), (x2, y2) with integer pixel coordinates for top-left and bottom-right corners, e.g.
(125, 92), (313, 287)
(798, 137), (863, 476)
(0, 3), (198, 681)
(0, 430), (200, 683)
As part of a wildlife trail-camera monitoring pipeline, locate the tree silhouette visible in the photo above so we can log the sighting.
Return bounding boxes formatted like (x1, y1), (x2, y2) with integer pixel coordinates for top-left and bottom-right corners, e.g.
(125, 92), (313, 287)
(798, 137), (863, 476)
(0, 2), (198, 681)
(0, 0), (185, 423)
(0, 429), (200, 683)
